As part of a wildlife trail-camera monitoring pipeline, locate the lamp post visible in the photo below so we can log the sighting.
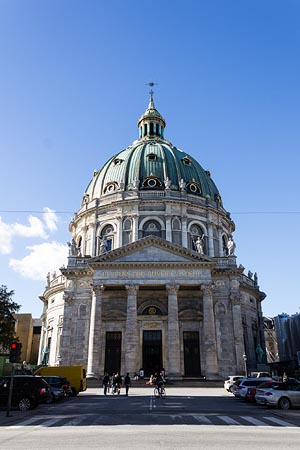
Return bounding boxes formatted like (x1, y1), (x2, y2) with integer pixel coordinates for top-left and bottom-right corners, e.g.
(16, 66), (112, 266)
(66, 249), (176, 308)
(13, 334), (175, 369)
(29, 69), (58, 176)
(243, 353), (248, 377)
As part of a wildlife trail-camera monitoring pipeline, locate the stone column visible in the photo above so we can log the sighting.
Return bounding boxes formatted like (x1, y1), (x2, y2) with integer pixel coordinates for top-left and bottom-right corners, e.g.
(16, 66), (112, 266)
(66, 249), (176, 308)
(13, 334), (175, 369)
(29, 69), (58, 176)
(116, 216), (122, 248)
(87, 284), (105, 378)
(166, 284), (181, 378)
(181, 216), (188, 247)
(125, 284), (139, 375)
(208, 223), (214, 257)
(230, 294), (245, 374)
(166, 215), (172, 242)
(218, 228), (223, 257)
(89, 223), (96, 257)
(201, 283), (219, 379)
(132, 215), (139, 242)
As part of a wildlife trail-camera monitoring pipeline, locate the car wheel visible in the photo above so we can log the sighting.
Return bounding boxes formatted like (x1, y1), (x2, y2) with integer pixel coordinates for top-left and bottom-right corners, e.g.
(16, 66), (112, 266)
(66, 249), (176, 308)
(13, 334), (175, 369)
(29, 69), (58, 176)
(278, 397), (291, 410)
(18, 397), (32, 411)
(229, 386), (234, 393)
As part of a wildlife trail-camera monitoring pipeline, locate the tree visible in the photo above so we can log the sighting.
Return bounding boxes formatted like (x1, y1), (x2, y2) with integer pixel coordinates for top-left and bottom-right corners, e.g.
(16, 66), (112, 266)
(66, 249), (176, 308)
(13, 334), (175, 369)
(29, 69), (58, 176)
(0, 285), (21, 352)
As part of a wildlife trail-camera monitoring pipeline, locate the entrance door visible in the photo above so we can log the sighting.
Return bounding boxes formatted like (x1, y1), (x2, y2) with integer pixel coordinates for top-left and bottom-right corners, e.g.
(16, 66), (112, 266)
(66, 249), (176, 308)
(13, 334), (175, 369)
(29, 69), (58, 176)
(143, 330), (162, 376)
(183, 331), (201, 376)
(104, 332), (122, 375)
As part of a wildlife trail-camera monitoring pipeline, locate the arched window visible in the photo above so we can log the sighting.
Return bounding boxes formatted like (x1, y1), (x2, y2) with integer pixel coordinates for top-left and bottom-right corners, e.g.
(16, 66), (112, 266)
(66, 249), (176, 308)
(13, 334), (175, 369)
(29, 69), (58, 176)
(123, 218), (132, 245)
(142, 220), (162, 238)
(172, 218), (181, 245)
(189, 224), (205, 252)
(99, 224), (114, 253)
(222, 235), (227, 256)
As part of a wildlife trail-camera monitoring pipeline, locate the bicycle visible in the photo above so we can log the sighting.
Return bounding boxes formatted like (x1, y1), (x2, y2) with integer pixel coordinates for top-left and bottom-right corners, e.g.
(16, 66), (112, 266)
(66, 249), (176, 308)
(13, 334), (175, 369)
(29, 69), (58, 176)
(154, 384), (166, 398)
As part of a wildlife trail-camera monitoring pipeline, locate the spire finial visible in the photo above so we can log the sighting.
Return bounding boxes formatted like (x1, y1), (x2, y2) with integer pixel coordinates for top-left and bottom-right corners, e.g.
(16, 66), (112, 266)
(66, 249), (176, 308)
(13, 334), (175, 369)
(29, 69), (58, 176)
(146, 81), (158, 101)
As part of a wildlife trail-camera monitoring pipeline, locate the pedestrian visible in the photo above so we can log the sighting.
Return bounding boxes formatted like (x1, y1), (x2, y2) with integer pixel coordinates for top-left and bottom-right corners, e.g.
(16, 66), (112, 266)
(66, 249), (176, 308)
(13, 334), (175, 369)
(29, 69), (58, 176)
(124, 372), (131, 396)
(102, 373), (110, 395)
(111, 373), (117, 394)
(116, 372), (122, 395)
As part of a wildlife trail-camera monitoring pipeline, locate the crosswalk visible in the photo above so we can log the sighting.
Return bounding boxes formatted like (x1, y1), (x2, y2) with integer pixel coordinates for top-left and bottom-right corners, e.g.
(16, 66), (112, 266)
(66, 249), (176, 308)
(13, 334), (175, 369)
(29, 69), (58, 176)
(5, 414), (298, 429)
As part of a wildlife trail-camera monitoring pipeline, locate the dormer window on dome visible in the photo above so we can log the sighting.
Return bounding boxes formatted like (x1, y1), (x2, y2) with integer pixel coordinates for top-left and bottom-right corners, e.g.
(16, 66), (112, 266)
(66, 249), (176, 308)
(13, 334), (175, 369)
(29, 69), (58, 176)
(142, 176), (162, 189)
(104, 182), (119, 194)
(182, 156), (191, 166)
(147, 153), (157, 161)
(114, 158), (123, 165)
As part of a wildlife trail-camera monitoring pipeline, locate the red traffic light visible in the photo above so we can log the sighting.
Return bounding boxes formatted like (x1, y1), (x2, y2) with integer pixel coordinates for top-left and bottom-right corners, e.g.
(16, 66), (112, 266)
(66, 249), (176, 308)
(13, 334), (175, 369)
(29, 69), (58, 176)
(11, 343), (17, 349)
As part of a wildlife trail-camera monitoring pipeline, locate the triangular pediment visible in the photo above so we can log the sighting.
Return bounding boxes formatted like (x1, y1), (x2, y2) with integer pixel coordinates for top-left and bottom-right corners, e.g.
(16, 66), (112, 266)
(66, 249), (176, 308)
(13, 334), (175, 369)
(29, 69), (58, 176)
(89, 236), (213, 266)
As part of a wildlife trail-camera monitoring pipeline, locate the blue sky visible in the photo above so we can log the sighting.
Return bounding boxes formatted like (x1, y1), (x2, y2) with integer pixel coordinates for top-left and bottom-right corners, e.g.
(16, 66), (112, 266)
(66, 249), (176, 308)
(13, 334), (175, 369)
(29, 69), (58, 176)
(0, 0), (299, 318)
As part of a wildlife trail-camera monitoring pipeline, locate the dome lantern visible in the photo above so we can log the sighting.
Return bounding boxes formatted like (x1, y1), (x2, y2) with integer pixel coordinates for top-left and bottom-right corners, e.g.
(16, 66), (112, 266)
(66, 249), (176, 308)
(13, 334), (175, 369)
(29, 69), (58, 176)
(137, 86), (166, 140)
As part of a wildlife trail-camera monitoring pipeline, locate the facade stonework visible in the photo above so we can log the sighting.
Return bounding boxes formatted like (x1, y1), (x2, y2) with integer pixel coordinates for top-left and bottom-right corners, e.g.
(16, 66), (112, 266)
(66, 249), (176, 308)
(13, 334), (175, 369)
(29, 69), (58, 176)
(38, 95), (266, 380)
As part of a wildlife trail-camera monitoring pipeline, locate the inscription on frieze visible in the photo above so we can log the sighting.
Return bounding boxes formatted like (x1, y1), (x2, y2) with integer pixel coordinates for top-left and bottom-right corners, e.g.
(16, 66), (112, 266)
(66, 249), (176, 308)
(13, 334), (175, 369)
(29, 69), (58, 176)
(98, 269), (207, 279)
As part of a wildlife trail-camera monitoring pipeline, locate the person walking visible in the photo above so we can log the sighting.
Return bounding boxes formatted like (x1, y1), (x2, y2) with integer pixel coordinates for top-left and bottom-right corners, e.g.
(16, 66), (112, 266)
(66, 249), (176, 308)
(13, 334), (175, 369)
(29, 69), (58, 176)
(102, 373), (110, 396)
(124, 372), (131, 396)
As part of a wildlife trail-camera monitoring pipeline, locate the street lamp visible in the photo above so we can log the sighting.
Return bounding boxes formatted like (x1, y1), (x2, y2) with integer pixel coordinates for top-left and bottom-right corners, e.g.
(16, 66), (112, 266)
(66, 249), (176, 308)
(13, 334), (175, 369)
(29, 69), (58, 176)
(243, 353), (248, 377)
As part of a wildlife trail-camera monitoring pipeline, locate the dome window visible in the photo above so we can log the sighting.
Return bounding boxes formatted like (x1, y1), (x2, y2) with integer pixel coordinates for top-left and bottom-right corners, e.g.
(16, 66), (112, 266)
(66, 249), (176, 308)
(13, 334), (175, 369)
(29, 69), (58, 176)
(104, 182), (119, 194)
(113, 158), (123, 165)
(186, 182), (201, 194)
(142, 176), (162, 189)
(182, 156), (191, 166)
(147, 153), (157, 161)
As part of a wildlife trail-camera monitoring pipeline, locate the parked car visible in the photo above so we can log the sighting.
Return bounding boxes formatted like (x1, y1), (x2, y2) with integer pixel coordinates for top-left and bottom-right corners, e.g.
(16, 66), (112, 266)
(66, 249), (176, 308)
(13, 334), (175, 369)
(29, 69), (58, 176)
(255, 380), (300, 409)
(224, 375), (244, 393)
(45, 386), (65, 404)
(0, 375), (50, 411)
(42, 376), (72, 398)
(250, 371), (271, 378)
(233, 377), (272, 400)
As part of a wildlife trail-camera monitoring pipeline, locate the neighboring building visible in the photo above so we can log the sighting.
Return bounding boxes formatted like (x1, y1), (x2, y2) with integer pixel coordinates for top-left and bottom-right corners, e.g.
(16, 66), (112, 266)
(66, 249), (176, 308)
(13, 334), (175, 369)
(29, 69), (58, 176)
(263, 317), (279, 363)
(11, 314), (41, 365)
(274, 313), (300, 365)
(13, 313), (33, 363)
(39, 93), (267, 380)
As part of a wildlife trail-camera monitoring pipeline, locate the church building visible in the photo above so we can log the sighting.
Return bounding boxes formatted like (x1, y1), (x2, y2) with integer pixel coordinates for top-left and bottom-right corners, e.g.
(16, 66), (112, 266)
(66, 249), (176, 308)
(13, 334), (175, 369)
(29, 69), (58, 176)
(38, 91), (266, 380)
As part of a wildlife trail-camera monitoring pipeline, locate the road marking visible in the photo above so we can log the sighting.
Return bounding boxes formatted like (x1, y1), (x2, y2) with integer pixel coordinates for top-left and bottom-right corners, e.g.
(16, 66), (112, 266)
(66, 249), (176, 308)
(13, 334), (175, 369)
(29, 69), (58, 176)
(171, 415), (182, 421)
(39, 417), (64, 427)
(193, 415), (213, 424)
(7, 416), (44, 428)
(62, 416), (87, 426)
(263, 416), (296, 427)
(217, 415), (240, 425)
(240, 416), (268, 426)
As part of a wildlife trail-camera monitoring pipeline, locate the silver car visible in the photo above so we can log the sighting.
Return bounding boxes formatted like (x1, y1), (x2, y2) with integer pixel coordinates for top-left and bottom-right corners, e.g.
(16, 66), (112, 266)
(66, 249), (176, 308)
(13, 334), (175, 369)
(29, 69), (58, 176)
(255, 380), (300, 409)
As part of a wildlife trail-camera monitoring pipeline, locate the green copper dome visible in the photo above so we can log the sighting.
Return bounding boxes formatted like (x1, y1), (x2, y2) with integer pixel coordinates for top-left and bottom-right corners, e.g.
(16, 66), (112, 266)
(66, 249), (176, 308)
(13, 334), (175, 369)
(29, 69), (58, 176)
(84, 97), (221, 203)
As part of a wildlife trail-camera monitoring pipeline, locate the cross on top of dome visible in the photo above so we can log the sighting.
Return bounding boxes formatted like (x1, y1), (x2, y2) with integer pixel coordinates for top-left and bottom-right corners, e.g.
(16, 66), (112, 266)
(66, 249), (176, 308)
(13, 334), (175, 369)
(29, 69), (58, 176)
(138, 82), (166, 139)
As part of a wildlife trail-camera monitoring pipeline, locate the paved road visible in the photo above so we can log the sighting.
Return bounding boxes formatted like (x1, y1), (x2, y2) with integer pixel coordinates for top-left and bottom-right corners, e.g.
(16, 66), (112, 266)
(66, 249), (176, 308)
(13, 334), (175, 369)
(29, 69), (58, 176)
(1, 388), (300, 450)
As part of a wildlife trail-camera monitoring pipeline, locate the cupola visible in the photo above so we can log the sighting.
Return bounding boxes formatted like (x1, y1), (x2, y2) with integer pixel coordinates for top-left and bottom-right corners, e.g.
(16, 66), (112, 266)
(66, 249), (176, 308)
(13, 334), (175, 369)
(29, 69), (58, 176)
(137, 90), (166, 140)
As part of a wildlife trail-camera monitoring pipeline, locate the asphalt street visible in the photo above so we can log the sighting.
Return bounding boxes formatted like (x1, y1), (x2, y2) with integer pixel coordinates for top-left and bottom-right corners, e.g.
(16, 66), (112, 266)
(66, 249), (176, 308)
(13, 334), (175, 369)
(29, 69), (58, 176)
(1, 387), (300, 450)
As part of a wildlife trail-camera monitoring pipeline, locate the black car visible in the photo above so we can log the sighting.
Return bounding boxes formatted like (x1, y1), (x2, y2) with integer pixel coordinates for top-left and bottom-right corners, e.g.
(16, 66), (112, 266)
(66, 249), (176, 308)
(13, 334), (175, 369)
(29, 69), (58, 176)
(0, 375), (50, 411)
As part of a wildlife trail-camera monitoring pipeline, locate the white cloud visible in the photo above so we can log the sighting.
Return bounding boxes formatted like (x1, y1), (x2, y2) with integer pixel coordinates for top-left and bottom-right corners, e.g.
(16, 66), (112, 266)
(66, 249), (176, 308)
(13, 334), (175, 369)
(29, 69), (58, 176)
(13, 215), (48, 239)
(9, 241), (68, 281)
(0, 208), (60, 255)
(43, 207), (58, 232)
(0, 216), (13, 254)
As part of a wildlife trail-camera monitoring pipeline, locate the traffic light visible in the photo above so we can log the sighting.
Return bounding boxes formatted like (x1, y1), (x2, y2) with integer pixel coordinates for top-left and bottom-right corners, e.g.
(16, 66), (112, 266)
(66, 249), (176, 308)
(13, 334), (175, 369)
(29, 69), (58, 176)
(9, 341), (22, 363)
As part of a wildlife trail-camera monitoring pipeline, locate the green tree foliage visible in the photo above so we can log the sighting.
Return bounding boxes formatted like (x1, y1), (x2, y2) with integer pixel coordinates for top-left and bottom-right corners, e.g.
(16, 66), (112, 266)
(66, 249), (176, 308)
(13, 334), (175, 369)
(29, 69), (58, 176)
(0, 285), (21, 351)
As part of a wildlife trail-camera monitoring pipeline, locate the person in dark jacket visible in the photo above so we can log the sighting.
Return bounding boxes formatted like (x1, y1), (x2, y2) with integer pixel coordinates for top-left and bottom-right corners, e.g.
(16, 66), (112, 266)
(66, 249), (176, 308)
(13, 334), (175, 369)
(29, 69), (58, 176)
(102, 373), (110, 395)
(124, 373), (131, 396)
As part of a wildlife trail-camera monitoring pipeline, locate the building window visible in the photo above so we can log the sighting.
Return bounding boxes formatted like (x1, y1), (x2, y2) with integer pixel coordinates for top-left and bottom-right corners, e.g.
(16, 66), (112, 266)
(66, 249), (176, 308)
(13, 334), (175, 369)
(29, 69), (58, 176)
(142, 220), (162, 238)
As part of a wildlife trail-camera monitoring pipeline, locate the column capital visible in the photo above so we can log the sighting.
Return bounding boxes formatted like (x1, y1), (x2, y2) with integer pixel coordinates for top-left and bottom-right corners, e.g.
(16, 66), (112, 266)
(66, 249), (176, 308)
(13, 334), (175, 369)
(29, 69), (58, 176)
(200, 282), (215, 294)
(230, 293), (241, 304)
(92, 283), (105, 295)
(63, 293), (75, 305)
(125, 284), (139, 294)
(166, 284), (180, 295)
